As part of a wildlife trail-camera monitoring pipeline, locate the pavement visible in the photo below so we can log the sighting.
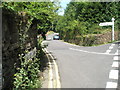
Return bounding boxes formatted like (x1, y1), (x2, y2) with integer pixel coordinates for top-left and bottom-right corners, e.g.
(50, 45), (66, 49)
(45, 35), (119, 88)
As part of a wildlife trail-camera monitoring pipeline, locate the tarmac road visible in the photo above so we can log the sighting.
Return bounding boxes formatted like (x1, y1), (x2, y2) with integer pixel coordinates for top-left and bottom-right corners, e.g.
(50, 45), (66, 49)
(46, 36), (119, 88)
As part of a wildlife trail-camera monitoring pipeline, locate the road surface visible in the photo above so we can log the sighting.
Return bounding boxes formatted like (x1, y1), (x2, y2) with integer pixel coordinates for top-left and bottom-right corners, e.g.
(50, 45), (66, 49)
(46, 36), (119, 88)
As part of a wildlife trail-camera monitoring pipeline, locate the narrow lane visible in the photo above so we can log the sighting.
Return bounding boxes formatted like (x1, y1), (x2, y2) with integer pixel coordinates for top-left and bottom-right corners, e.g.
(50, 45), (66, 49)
(47, 40), (118, 88)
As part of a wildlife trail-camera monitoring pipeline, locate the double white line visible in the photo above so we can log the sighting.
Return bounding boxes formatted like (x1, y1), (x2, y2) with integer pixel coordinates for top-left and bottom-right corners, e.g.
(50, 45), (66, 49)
(43, 48), (61, 88)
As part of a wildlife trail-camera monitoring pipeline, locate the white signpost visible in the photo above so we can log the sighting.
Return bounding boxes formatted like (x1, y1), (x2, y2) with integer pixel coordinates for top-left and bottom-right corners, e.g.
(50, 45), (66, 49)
(99, 18), (115, 41)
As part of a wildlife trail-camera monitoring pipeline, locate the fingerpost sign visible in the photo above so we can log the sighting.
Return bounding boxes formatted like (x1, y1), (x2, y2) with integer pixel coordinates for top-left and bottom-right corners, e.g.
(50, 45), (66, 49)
(99, 18), (115, 41)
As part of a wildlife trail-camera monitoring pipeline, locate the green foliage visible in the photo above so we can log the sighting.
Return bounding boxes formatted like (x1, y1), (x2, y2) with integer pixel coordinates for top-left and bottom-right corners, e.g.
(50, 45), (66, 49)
(2, 2), (60, 33)
(14, 53), (41, 89)
(37, 35), (45, 58)
(14, 24), (45, 89)
(2, 2), (60, 89)
(88, 24), (102, 34)
(56, 2), (119, 43)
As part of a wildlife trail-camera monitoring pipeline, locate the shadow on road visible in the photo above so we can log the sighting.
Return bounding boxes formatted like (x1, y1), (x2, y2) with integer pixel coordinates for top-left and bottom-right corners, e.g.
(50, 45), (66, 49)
(39, 52), (49, 72)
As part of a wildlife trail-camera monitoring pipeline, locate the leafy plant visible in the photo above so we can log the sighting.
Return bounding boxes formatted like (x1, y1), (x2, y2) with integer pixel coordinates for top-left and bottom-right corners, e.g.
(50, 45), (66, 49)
(2, 2), (60, 34)
(14, 52), (41, 89)
(56, 2), (119, 45)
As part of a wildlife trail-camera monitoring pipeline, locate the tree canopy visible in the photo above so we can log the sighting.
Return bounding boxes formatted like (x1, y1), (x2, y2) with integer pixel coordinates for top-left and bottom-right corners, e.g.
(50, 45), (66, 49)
(56, 2), (119, 40)
(2, 2), (60, 33)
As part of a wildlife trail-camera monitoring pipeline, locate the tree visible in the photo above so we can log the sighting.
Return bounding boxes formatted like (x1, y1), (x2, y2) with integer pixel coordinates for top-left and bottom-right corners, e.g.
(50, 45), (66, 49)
(3, 2), (60, 35)
(56, 2), (119, 41)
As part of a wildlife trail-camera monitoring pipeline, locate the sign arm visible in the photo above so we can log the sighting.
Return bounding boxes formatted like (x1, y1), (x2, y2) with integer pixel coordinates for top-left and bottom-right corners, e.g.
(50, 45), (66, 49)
(99, 18), (115, 41)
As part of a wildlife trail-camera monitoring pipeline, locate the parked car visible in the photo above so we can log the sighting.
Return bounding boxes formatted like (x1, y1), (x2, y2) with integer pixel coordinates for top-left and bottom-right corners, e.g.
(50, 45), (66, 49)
(53, 35), (59, 40)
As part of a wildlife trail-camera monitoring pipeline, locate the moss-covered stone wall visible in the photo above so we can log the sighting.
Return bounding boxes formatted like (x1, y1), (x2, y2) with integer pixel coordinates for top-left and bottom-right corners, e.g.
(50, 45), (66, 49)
(2, 8), (38, 89)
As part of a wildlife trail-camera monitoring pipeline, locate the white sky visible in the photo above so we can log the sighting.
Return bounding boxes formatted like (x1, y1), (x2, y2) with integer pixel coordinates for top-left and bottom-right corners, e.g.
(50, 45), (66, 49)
(58, 0), (71, 16)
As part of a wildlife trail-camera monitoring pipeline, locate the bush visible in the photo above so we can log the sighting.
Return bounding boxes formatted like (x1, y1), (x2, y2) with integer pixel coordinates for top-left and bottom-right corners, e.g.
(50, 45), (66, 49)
(14, 52), (41, 89)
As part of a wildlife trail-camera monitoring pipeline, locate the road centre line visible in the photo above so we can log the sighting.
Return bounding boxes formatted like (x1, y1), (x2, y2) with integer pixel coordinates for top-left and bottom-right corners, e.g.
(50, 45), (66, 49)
(69, 48), (115, 55)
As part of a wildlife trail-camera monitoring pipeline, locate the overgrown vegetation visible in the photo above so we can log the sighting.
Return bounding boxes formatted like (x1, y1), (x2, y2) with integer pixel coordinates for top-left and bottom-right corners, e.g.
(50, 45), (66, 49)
(56, 2), (119, 45)
(2, 1), (120, 89)
(14, 53), (41, 89)
(13, 33), (48, 89)
(3, 2), (60, 34)
(2, 2), (59, 89)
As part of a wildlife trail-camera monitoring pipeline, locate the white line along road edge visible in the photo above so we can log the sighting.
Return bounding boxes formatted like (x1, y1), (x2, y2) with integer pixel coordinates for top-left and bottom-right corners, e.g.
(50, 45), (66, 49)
(44, 48), (61, 88)
(43, 48), (53, 88)
(50, 54), (61, 88)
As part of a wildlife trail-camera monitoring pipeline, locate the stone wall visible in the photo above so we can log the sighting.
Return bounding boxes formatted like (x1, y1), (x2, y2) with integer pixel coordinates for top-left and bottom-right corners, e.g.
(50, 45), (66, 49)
(2, 8), (38, 89)
(66, 31), (119, 46)
(93, 31), (118, 44)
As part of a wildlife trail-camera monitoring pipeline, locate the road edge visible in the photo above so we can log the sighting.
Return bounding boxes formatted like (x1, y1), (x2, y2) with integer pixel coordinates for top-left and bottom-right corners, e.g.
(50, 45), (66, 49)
(43, 48), (61, 88)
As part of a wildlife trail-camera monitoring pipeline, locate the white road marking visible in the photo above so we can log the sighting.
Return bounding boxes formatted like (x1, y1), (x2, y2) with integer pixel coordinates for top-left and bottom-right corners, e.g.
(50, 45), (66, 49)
(44, 48), (53, 88)
(69, 48), (115, 55)
(109, 70), (118, 79)
(44, 48), (61, 88)
(106, 82), (117, 88)
(112, 61), (118, 68)
(106, 49), (119, 89)
(109, 46), (114, 49)
(105, 50), (111, 54)
(111, 44), (115, 47)
(48, 61), (53, 88)
(113, 56), (119, 60)
(62, 41), (120, 88)
(53, 60), (61, 88)
(115, 50), (118, 55)
(105, 44), (115, 54)
(48, 53), (61, 88)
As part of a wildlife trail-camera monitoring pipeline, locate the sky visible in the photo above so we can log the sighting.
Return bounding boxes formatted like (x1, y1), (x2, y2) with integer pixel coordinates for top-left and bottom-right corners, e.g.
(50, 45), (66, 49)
(58, 0), (71, 16)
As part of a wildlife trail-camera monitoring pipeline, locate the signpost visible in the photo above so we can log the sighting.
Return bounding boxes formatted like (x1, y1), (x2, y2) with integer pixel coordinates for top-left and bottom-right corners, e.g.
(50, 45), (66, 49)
(99, 18), (115, 41)
(99, 22), (113, 26)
